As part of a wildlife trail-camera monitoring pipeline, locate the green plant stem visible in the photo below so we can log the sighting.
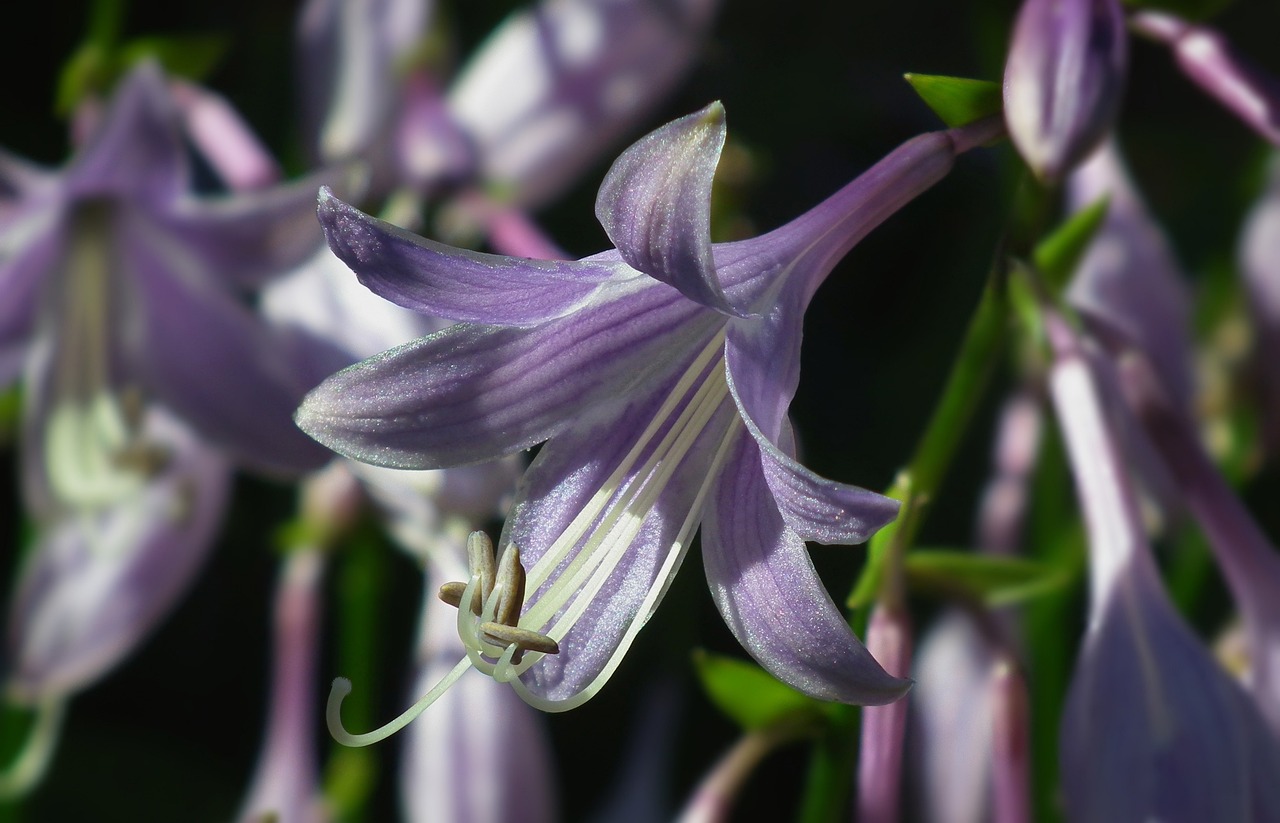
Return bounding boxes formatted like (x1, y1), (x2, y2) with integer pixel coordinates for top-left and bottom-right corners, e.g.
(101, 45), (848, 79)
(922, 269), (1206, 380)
(848, 264), (1010, 614)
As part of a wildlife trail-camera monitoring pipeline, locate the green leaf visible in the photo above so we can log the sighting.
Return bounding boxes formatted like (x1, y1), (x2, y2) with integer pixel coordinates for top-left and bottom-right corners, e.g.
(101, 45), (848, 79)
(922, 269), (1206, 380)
(1033, 195), (1110, 289)
(693, 651), (824, 730)
(904, 74), (1002, 128)
(121, 34), (229, 82)
(905, 549), (1074, 606)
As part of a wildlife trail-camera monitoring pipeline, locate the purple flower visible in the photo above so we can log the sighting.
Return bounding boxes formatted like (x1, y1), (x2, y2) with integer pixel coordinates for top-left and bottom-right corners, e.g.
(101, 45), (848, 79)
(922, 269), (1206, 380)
(2, 62), (338, 718)
(1003, 0), (1127, 181)
(299, 104), (1002, 739)
(6, 407), (230, 703)
(0, 61), (334, 508)
(1049, 326), (1280, 821)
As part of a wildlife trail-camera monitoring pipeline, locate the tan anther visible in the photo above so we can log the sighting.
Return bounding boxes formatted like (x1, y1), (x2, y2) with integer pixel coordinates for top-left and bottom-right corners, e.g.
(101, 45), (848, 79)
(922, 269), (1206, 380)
(491, 544), (526, 628)
(479, 621), (561, 664)
(438, 532), (559, 663)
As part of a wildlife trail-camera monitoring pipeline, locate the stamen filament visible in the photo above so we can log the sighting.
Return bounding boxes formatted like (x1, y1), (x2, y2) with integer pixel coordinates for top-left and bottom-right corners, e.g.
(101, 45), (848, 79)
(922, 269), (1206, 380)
(325, 657), (473, 748)
(511, 415), (743, 712)
(523, 355), (729, 633)
(523, 330), (727, 593)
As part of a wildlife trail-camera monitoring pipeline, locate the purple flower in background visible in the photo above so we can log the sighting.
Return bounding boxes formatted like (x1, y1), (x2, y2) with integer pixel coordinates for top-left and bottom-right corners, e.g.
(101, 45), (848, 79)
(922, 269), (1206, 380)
(441, 0), (720, 208)
(1003, 0), (1127, 181)
(0, 60), (333, 509)
(1067, 141), (1195, 409)
(1132, 11), (1280, 146)
(1116, 348), (1280, 736)
(299, 103), (1002, 741)
(1049, 325), (1280, 822)
(6, 407), (230, 704)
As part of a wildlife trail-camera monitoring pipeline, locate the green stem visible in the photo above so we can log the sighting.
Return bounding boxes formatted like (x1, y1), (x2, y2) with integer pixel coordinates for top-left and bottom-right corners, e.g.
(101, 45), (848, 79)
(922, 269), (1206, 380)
(322, 525), (386, 821)
(848, 263), (1010, 613)
(796, 705), (858, 823)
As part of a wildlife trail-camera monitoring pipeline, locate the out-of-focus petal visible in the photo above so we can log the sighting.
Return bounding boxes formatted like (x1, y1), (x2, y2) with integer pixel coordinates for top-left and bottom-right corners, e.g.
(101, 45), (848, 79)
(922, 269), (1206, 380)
(128, 212), (333, 475)
(156, 173), (331, 290)
(6, 408), (231, 702)
(318, 190), (636, 326)
(263, 245), (438, 366)
(168, 79), (282, 191)
(447, 0), (720, 208)
(701, 434), (910, 705)
(295, 283), (719, 470)
(296, 0), (432, 162)
(0, 207), (62, 388)
(1003, 0), (1127, 181)
(1067, 142), (1195, 409)
(64, 62), (188, 203)
(596, 102), (743, 316)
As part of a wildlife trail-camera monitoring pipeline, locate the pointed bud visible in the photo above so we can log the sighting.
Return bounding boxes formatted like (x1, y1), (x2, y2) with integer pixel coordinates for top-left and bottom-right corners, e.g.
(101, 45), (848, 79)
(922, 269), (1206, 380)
(1133, 12), (1280, 146)
(1003, 0), (1128, 181)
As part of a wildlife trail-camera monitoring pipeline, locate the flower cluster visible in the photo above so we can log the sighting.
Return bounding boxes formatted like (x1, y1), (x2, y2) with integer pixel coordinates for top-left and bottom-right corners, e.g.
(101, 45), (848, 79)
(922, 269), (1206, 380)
(3, 0), (1280, 821)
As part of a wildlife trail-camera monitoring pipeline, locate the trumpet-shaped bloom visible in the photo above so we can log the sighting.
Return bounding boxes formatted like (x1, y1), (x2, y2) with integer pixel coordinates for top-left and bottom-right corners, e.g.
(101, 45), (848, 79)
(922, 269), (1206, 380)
(1049, 327), (1280, 822)
(1003, 0), (1127, 181)
(299, 103), (1002, 737)
(2, 63), (339, 717)
(0, 61), (334, 514)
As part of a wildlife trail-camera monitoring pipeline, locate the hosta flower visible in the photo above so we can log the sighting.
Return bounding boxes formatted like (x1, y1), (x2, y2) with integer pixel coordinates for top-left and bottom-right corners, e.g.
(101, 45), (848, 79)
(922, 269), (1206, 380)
(1049, 324), (1280, 821)
(0, 62), (336, 791)
(1003, 0), (1127, 181)
(298, 103), (1002, 741)
(1, 60), (333, 515)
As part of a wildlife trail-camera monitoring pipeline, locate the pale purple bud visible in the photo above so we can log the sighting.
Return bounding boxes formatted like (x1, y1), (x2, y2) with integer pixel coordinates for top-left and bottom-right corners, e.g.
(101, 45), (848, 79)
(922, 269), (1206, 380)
(237, 550), (330, 823)
(1003, 0), (1128, 181)
(856, 603), (913, 823)
(990, 659), (1030, 823)
(910, 611), (996, 823)
(976, 391), (1044, 554)
(1241, 157), (1280, 451)
(168, 79), (282, 191)
(1133, 12), (1280, 146)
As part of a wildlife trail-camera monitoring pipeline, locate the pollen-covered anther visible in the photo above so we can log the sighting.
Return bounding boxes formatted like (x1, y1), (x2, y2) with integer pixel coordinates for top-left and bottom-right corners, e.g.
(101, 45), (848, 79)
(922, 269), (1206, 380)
(480, 622), (561, 663)
(438, 531), (558, 664)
